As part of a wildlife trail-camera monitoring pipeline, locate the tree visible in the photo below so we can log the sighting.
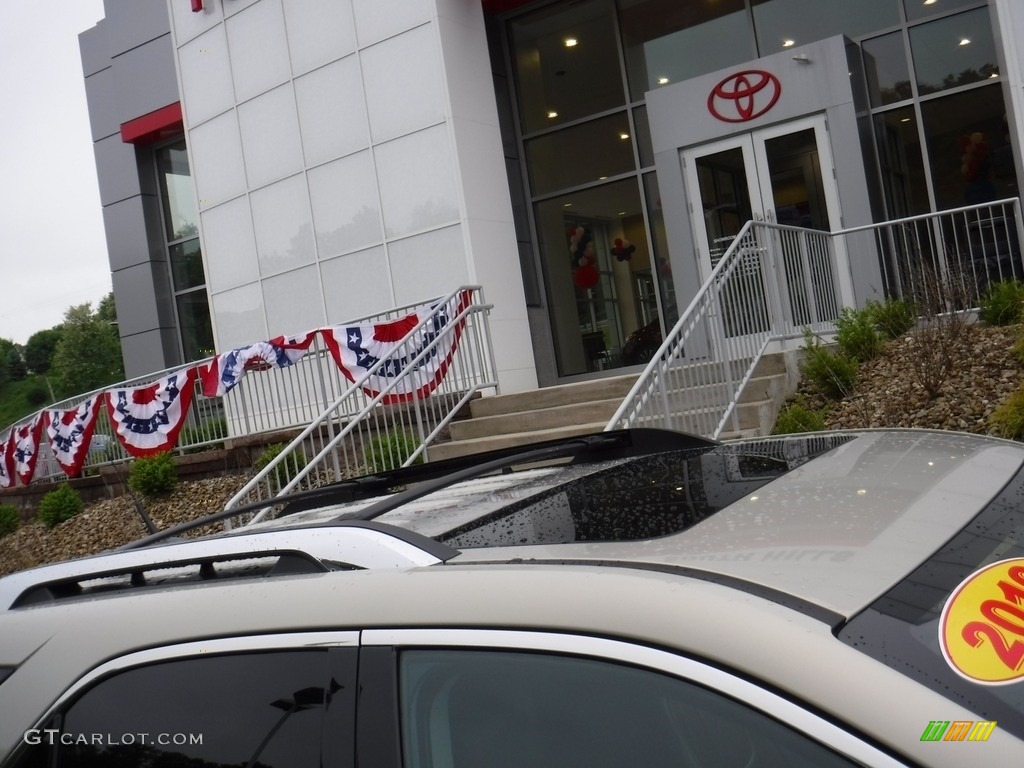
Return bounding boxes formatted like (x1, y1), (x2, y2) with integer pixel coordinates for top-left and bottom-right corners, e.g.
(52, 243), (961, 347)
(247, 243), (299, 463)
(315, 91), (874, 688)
(0, 339), (25, 385)
(49, 295), (125, 397)
(24, 328), (64, 376)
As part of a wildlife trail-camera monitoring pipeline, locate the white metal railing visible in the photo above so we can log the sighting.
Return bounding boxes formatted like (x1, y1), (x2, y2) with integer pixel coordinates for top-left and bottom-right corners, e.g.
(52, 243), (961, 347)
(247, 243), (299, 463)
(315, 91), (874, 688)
(4, 287), (496, 488)
(606, 220), (842, 438)
(607, 198), (1024, 439)
(224, 287), (497, 526)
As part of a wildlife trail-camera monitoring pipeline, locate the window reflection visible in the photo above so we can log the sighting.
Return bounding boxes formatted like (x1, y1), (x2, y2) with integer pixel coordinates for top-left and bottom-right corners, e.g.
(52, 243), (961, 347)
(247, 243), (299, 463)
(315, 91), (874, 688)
(921, 85), (1018, 209)
(177, 291), (215, 362)
(157, 142), (199, 243)
(910, 8), (999, 95)
(873, 108), (930, 217)
(525, 113), (635, 196)
(617, 0), (753, 100)
(863, 32), (913, 107)
(510, 0), (623, 135)
(903, 0), (979, 23)
(535, 179), (656, 376)
(752, 0), (900, 55)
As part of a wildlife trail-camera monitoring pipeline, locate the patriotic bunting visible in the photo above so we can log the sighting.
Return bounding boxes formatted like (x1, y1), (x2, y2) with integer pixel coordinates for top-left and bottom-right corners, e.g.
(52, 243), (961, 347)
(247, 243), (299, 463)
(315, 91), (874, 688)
(0, 430), (14, 489)
(106, 369), (197, 457)
(200, 331), (316, 397)
(45, 395), (102, 478)
(321, 291), (471, 404)
(13, 415), (44, 486)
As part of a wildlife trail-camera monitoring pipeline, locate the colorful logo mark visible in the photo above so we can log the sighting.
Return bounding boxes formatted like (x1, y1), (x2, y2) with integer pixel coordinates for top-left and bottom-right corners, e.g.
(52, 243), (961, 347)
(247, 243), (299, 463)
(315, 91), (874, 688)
(940, 557), (1024, 684)
(920, 720), (997, 742)
(707, 70), (781, 123)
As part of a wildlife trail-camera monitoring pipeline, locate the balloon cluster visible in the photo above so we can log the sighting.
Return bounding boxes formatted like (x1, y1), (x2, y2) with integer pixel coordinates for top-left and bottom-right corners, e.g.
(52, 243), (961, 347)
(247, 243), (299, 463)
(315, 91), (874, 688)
(568, 226), (599, 289)
(611, 237), (635, 262)
(959, 132), (991, 183)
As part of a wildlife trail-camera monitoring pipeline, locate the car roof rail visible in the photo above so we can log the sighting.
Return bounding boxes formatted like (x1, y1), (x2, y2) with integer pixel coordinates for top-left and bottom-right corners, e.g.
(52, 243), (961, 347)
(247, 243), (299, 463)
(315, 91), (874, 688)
(0, 521), (458, 611)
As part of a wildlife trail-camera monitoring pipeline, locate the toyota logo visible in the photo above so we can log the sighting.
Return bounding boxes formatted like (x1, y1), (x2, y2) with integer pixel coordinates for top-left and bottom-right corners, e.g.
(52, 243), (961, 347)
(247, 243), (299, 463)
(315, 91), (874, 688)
(707, 70), (782, 123)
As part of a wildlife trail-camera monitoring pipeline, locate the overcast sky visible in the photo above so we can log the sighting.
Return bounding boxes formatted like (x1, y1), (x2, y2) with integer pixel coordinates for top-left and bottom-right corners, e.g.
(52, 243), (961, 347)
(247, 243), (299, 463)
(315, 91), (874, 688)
(0, 2), (110, 346)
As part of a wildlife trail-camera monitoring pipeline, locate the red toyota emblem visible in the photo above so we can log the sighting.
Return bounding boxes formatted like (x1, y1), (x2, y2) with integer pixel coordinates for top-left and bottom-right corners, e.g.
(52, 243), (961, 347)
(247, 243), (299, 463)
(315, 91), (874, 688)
(707, 70), (782, 123)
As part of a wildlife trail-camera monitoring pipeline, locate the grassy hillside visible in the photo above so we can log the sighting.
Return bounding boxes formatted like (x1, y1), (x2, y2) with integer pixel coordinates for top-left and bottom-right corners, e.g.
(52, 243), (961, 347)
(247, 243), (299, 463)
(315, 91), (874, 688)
(0, 376), (53, 430)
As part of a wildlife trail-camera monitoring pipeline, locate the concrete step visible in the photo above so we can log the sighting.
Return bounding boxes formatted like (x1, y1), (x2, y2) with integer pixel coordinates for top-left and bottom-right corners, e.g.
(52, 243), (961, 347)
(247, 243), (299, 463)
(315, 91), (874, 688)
(450, 398), (623, 441)
(470, 375), (637, 418)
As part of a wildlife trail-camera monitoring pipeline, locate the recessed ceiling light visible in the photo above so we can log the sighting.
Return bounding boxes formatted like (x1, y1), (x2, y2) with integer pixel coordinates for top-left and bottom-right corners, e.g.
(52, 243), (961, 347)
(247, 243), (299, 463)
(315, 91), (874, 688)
(782, 39), (796, 48)
(990, 72), (999, 78)
(657, 76), (669, 85)
(619, 133), (630, 140)
(924, 0), (937, 5)
(959, 38), (971, 46)
(900, 117), (911, 122)
(598, 176), (608, 180)
(564, 37), (578, 47)
(563, 203), (573, 207)
(547, 111), (558, 119)
(618, 211), (627, 216)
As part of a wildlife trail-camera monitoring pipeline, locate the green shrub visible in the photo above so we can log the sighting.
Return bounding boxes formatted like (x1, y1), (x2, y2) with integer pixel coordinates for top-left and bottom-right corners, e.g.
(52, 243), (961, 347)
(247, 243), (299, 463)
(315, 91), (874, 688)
(772, 399), (827, 435)
(37, 484), (83, 528)
(254, 443), (308, 492)
(128, 452), (178, 497)
(865, 298), (916, 339)
(364, 431), (424, 473)
(0, 504), (20, 538)
(979, 280), (1024, 326)
(990, 385), (1024, 439)
(25, 384), (49, 407)
(799, 331), (858, 399)
(835, 307), (884, 362)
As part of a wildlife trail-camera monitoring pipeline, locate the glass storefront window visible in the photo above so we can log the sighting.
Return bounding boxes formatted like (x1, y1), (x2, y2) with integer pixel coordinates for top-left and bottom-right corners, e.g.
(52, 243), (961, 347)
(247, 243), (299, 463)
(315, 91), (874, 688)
(157, 141), (199, 242)
(535, 178), (655, 376)
(176, 290), (215, 362)
(525, 112), (635, 196)
(910, 7), (998, 95)
(510, 0), (623, 135)
(921, 85), (1018, 209)
(643, 172), (675, 329)
(170, 238), (205, 292)
(863, 32), (913, 107)
(874, 107), (930, 216)
(617, 0), (753, 100)
(903, 0), (980, 23)
(752, 0), (900, 55)
(632, 106), (654, 169)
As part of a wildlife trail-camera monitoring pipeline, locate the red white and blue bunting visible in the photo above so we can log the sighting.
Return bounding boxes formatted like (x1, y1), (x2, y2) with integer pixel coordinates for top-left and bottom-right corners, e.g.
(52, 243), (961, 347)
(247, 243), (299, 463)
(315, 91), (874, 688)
(321, 291), (471, 404)
(13, 416), (44, 486)
(199, 331), (316, 397)
(106, 369), (197, 458)
(45, 395), (102, 478)
(0, 430), (15, 489)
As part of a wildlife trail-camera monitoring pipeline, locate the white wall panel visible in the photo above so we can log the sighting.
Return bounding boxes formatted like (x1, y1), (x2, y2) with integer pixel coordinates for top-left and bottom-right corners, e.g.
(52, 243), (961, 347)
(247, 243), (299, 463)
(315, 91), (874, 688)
(283, 0), (357, 76)
(262, 265), (326, 335)
(250, 173), (315, 275)
(226, 0), (291, 103)
(211, 282), (268, 349)
(202, 196), (260, 292)
(176, 25), (235, 127)
(361, 24), (446, 143)
(167, 0), (222, 45)
(237, 84), (304, 189)
(188, 110), (247, 209)
(308, 151), (383, 258)
(295, 56), (370, 167)
(321, 245), (394, 322)
(388, 224), (468, 304)
(375, 125), (459, 238)
(352, 0), (431, 47)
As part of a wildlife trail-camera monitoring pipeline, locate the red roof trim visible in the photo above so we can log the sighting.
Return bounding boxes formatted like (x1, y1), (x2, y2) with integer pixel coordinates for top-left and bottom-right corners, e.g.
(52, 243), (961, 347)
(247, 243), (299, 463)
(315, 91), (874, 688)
(120, 102), (184, 145)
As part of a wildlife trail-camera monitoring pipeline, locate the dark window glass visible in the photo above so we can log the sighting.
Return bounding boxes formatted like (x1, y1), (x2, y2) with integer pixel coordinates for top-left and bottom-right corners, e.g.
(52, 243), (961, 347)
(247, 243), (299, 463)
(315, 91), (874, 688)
(400, 650), (858, 767)
(525, 113), (635, 196)
(920, 84), (1018, 208)
(643, 171), (676, 328)
(903, 0), (980, 23)
(863, 32), (913, 107)
(170, 238), (205, 292)
(510, 0), (624, 135)
(177, 290), (216, 362)
(910, 8), (999, 95)
(33, 650), (354, 768)
(839, 465), (1024, 740)
(156, 141), (199, 243)
(618, 0), (754, 100)
(752, 0), (901, 55)
(632, 105), (653, 169)
(873, 107), (931, 217)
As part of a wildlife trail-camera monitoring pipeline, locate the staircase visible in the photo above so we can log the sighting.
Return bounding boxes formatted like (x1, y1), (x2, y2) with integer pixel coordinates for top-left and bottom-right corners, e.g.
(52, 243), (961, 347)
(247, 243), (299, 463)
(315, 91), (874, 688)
(430, 352), (796, 461)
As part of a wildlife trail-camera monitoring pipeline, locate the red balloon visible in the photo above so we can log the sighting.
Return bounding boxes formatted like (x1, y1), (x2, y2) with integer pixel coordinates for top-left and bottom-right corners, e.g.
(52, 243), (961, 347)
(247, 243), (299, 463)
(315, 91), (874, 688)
(573, 264), (600, 289)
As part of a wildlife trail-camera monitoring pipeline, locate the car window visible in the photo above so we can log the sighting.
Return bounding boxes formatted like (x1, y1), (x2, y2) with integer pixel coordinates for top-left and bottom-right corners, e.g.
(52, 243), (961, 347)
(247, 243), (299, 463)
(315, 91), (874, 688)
(398, 650), (858, 768)
(12, 649), (355, 768)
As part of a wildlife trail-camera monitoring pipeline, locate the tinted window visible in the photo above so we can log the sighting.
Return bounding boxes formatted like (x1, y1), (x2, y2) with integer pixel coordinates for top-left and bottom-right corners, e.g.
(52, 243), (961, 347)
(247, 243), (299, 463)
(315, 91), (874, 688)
(399, 650), (856, 767)
(840, 466), (1024, 739)
(18, 649), (355, 768)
